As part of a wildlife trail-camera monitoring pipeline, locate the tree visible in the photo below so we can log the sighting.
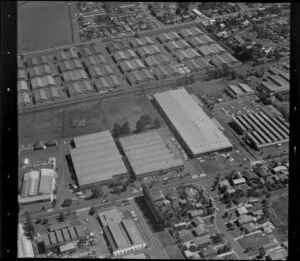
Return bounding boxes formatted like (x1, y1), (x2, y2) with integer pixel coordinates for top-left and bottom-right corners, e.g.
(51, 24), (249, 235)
(57, 212), (65, 222)
(153, 117), (161, 128)
(35, 217), (41, 224)
(112, 122), (122, 137)
(120, 184), (127, 192)
(62, 198), (72, 207)
(189, 245), (197, 252)
(42, 218), (48, 225)
(176, 8), (181, 15)
(220, 184), (228, 193)
(231, 70), (237, 79)
(222, 63), (230, 77)
(223, 242), (232, 252)
(111, 187), (121, 194)
(140, 114), (152, 125)
(88, 207), (96, 216)
(259, 247), (266, 258)
(24, 211), (35, 240)
(136, 118), (147, 132)
(121, 121), (130, 134)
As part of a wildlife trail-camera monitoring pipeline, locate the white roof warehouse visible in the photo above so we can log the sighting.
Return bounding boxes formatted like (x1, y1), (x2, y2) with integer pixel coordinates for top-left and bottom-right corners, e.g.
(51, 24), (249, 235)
(154, 89), (232, 157)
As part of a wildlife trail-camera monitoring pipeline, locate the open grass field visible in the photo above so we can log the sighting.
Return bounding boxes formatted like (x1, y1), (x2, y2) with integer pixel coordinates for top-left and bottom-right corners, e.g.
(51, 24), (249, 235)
(156, 230), (184, 259)
(19, 111), (62, 144)
(101, 94), (160, 131)
(18, 1), (73, 52)
(61, 101), (108, 138)
(192, 78), (238, 96)
(271, 195), (288, 226)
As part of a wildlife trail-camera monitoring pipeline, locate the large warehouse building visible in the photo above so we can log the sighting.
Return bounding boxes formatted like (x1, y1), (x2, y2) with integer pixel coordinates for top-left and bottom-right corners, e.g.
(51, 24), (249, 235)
(98, 209), (146, 256)
(119, 130), (184, 178)
(231, 111), (289, 150)
(70, 131), (128, 187)
(154, 89), (232, 158)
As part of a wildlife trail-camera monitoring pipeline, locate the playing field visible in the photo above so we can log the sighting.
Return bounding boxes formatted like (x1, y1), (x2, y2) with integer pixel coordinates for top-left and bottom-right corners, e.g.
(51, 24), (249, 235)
(271, 195), (288, 226)
(18, 1), (73, 52)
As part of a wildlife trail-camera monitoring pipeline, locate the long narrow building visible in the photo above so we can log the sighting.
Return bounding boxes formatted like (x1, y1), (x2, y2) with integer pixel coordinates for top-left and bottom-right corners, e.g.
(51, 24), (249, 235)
(154, 89), (232, 157)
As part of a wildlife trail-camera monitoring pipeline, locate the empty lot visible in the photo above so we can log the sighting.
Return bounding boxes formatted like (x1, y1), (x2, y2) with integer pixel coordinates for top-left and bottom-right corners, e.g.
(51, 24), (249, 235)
(18, 1), (73, 52)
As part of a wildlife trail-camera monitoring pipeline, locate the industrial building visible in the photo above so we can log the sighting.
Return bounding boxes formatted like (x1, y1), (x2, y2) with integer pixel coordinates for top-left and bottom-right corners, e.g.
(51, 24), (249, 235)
(231, 111), (289, 150)
(18, 80), (29, 92)
(62, 69), (89, 82)
(56, 49), (78, 61)
(175, 48), (202, 62)
(225, 83), (255, 99)
(127, 69), (155, 85)
(154, 89), (232, 157)
(28, 64), (53, 78)
(31, 75), (56, 89)
(179, 27), (204, 38)
(98, 209), (146, 256)
(58, 59), (83, 72)
(107, 41), (131, 53)
(39, 168), (55, 194)
(136, 44), (162, 58)
(130, 37), (155, 48)
(165, 39), (191, 52)
(67, 80), (94, 97)
(94, 75), (121, 92)
(157, 31), (181, 43)
(26, 55), (49, 67)
(197, 45), (216, 57)
(233, 111), (289, 150)
(119, 130), (184, 178)
(70, 131), (128, 187)
(18, 58), (25, 69)
(210, 53), (241, 68)
(21, 170), (40, 198)
(188, 35), (214, 48)
(184, 58), (214, 73)
(153, 64), (181, 80)
(206, 43), (226, 54)
(83, 54), (108, 67)
(119, 59), (146, 73)
(88, 64), (114, 78)
(113, 49), (138, 62)
(78, 45), (102, 57)
(33, 87), (61, 104)
(18, 69), (27, 80)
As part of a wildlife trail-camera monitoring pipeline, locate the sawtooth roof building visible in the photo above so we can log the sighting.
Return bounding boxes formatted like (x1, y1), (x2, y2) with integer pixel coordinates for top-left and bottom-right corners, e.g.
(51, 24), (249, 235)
(126, 69), (155, 85)
(28, 64), (53, 78)
(107, 41), (131, 53)
(184, 58), (214, 73)
(175, 48), (202, 62)
(119, 59), (146, 73)
(78, 44), (103, 57)
(210, 53), (241, 68)
(130, 37), (155, 48)
(30, 75), (56, 89)
(179, 27), (204, 38)
(154, 89), (232, 157)
(58, 59), (84, 72)
(119, 130), (184, 178)
(83, 54), (108, 67)
(26, 55), (49, 67)
(165, 39), (191, 52)
(136, 45), (162, 58)
(18, 80), (29, 92)
(87, 64), (114, 78)
(188, 35), (214, 47)
(62, 69), (89, 82)
(157, 31), (181, 43)
(56, 49), (79, 61)
(153, 64), (181, 80)
(70, 131), (127, 187)
(232, 111), (289, 150)
(33, 86), (61, 104)
(113, 49), (138, 62)
(226, 83), (255, 99)
(18, 92), (32, 107)
(66, 80), (94, 97)
(94, 75), (121, 92)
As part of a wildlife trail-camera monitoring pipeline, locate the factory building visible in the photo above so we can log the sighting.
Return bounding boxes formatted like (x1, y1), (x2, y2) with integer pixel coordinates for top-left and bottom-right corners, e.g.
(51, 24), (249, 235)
(33, 86), (61, 104)
(18, 58), (25, 69)
(62, 69), (89, 82)
(67, 80), (94, 97)
(56, 49), (78, 61)
(18, 92), (32, 107)
(153, 64), (181, 80)
(130, 37), (155, 48)
(113, 49), (138, 62)
(165, 39), (191, 52)
(210, 53), (241, 68)
(94, 75), (121, 92)
(83, 54), (108, 67)
(26, 55), (49, 67)
(197, 45), (216, 57)
(154, 89), (232, 158)
(232, 111), (289, 150)
(21, 170), (40, 198)
(39, 168), (56, 194)
(157, 31), (181, 43)
(119, 130), (184, 178)
(18, 69), (27, 80)
(179, 27), (204, 38)
(184, 58), (214, 73)
(175, 48), (202, 62)
(87, 64), (114, 78)
(30, 75), (56, 90)
(136, 45), (162, 58)
(70, 131), (128, 187)
(28, 64), (53, 78)
(98, 209), (146, 256)
(107, 41), (131, 53)
(18, 80), (29, 92)
(188, 35), (214, 48)
(78, 45), (102, 57)
(119, 59), (146, 73)
(126, 69), (155, 85)
(58, 59), (83, 73)
(225, 83), (255, 99)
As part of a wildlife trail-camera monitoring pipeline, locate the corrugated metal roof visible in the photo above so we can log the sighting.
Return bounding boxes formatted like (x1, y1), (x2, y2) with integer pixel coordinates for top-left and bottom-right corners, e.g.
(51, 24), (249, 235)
(68, 227), (77, 240)
(18, 80), (29, 92)
(154, 89), (232, 156)
(70, 131), (127, 186)
(62, 228), (71, 242)
(107, 223), (130, 249)
(55, 230), (64, 243)
(49, 232), (57, 245)
(122, 220), (145, 245)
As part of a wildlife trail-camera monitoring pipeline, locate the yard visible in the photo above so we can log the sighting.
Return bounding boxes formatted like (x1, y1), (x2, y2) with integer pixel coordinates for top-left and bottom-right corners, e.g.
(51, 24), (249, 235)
(18, 1), (73, 52)
(61, 101), (108, 138)
(198, 157), (225, 174)
(156, 230), (184, 259)
(101, 94), (161, 131)
(238, 233), (274, 256)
